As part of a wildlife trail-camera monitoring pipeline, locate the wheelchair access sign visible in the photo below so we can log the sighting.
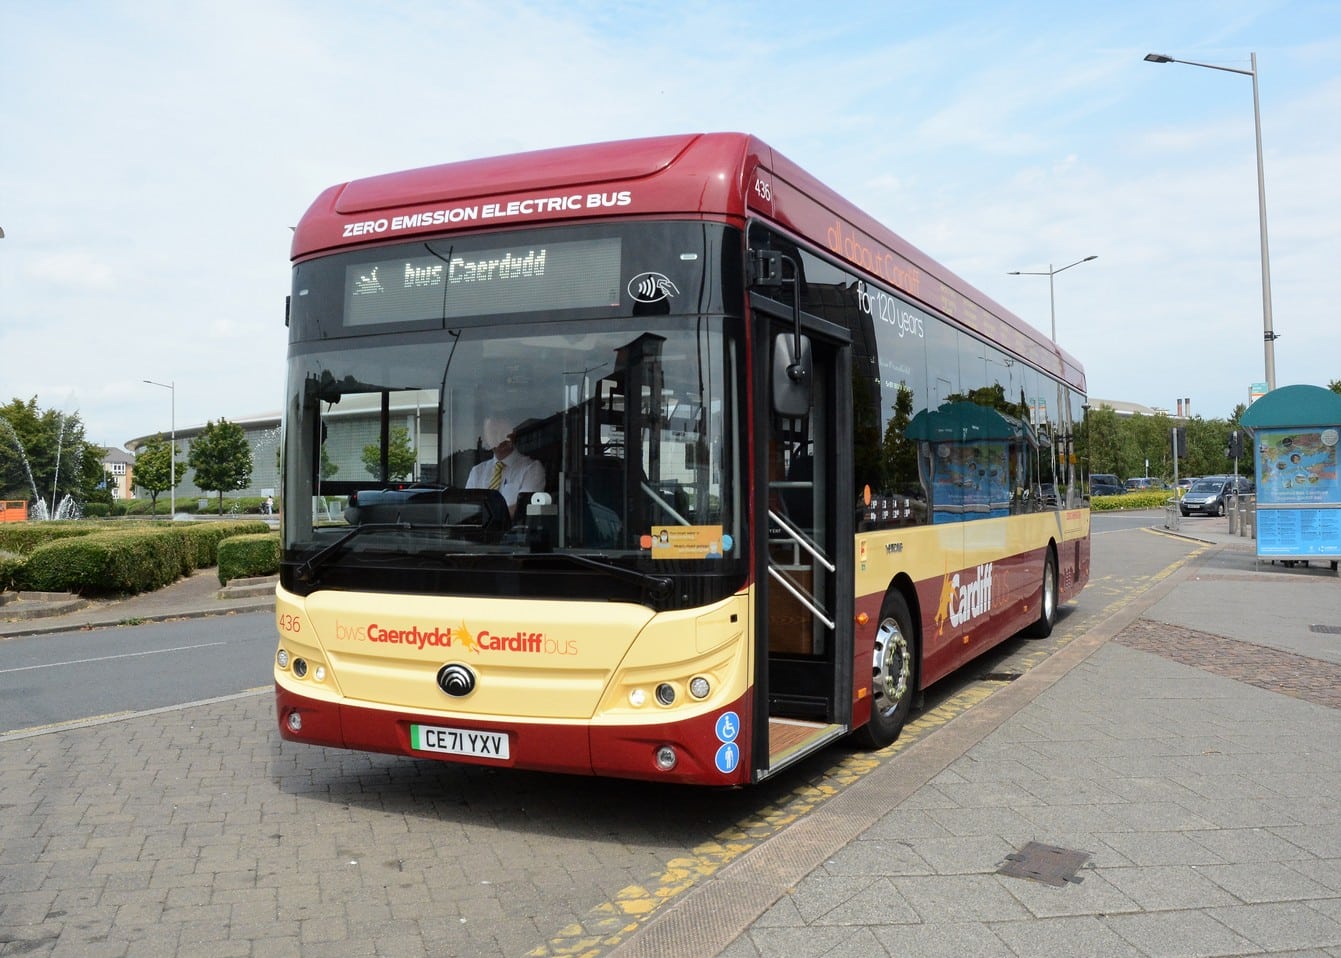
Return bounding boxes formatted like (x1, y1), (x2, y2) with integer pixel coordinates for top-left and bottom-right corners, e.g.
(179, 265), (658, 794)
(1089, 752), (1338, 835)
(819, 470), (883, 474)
(714, 711), (740, 774)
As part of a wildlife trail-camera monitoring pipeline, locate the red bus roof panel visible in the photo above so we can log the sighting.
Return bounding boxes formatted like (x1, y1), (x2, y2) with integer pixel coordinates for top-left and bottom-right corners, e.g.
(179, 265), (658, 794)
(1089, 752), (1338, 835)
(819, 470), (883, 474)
(292, 133), (764, 261)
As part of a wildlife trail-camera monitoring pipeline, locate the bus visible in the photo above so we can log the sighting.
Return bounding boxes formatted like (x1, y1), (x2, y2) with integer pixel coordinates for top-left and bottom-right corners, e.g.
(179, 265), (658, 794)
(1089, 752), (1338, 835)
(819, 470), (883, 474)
(275, 132), (1090, 786)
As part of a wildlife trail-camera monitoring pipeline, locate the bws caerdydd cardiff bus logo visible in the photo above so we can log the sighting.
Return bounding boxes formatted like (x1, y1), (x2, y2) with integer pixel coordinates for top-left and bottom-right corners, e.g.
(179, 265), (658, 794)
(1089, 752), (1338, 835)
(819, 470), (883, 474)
(334, 621), (576, 655)
(934, 563), (995, 637)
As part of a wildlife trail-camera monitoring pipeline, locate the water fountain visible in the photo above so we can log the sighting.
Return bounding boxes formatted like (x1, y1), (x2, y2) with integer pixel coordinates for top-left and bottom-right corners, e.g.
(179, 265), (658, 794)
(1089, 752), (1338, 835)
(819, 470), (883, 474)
(0, 415), (84, 521)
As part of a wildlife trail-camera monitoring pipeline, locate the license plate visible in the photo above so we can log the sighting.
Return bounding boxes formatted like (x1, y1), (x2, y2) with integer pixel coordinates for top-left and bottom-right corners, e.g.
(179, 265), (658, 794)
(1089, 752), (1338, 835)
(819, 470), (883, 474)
(410, 723), (510, 760)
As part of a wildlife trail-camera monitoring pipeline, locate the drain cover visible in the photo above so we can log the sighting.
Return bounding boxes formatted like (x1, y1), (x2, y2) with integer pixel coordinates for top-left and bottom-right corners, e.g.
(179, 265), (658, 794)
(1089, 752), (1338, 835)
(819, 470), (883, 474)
(1310, 624), (1341, 635)
(998, 842), (1090, 886)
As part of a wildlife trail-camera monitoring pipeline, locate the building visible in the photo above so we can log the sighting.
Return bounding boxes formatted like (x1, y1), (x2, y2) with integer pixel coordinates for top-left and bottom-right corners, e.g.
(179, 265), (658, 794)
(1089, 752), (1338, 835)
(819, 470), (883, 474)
(100, 447), (135, 499)
(1088, 398), (1194, 420)
(126, 412), (281, 503)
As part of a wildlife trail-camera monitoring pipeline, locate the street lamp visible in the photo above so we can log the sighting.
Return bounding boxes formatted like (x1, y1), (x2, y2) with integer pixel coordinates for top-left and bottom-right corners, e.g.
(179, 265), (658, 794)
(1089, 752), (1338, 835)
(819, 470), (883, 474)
(143, 379), (176, 518)
(1008, 255), (1097, 342)
(1144, 51), (1276, 392)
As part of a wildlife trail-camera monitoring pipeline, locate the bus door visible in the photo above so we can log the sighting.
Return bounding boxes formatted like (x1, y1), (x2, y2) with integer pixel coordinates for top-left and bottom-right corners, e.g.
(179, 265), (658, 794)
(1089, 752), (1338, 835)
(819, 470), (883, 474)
(754, 303), (854, 779)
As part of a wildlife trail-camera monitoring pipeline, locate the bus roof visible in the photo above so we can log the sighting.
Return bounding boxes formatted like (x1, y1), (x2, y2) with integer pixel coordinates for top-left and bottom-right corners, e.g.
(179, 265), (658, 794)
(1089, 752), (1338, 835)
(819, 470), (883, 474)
(292, 132), (1083, 389)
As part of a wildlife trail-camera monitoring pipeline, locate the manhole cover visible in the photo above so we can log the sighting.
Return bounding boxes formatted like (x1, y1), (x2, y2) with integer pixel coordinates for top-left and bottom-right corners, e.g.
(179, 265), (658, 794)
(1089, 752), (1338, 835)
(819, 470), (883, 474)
(998, 841), (1090, 886)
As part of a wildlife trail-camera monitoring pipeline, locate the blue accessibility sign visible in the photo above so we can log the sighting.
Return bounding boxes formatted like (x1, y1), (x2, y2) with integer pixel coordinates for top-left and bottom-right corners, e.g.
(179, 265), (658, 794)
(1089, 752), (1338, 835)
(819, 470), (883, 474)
(715, 711), (740, 743)
(715, 741), (740, 774)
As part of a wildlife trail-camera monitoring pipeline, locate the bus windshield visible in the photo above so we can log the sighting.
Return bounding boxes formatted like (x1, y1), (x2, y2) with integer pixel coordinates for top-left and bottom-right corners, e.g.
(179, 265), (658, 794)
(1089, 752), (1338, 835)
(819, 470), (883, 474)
(282, 315), (744, 608)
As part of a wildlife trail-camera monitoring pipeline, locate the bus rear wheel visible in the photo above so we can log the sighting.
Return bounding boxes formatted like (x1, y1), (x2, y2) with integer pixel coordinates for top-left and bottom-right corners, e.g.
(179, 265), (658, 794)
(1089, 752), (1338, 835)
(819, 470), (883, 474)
(1024, 551), (1058, 638)
(854, 591), (915, 749)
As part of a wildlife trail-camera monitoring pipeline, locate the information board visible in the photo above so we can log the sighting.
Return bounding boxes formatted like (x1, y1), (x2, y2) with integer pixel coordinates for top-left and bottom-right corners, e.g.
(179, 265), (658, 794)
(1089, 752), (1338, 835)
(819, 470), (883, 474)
(1253, 427), (1341, 558)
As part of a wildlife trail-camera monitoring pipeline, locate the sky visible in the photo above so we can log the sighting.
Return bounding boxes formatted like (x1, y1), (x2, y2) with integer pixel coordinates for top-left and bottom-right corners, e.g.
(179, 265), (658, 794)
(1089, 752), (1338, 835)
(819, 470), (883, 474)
(2, 0), (1338, 451)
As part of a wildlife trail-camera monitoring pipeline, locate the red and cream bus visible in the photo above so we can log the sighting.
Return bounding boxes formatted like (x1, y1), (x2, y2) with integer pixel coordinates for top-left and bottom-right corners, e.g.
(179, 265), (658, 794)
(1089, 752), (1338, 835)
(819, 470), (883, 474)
(275, 133), (1090, 785)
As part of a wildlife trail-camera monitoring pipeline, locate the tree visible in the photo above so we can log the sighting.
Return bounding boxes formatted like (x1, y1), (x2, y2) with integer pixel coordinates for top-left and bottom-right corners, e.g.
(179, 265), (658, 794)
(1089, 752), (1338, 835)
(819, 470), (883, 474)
(1329, 379), (1341, 396)
(188, 419), (254, 514)
(361, 425), (416, 481)
(1079, 405), (1136, 477)
(1124, 411), (1175, 480)
(0, 397), (106, 515)
(133, 435), (182, 516)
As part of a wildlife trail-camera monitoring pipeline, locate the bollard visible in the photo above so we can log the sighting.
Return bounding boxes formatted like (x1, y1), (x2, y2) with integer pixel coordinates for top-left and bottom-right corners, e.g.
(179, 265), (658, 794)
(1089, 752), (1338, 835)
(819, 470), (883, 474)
(1228, 500), (1239, 535)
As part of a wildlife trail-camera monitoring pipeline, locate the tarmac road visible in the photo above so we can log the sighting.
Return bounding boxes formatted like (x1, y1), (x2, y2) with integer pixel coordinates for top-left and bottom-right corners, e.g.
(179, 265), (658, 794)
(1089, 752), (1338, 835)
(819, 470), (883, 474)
(0, 612), (274, 736)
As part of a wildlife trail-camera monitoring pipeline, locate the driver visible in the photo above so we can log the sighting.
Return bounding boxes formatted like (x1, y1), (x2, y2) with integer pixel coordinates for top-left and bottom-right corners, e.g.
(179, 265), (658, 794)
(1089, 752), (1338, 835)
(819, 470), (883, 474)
(465, 417), (545, 518)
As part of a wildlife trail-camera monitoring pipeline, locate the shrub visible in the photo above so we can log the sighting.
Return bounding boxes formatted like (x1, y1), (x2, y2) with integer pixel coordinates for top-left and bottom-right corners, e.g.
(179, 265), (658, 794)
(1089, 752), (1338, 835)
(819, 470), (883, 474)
(165, 520), (269, 574)
(217, 533), (280, 585)
(0, 550), (24, 592)
(20, 528), (186, 595)
(0, 523), (99, 556)
(8, 519), (271, 595)
(1090, 491), (1178, 512)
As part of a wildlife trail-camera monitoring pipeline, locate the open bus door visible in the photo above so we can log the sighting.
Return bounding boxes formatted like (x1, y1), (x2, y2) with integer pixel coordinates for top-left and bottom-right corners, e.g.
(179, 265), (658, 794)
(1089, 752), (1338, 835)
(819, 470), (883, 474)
(751, 295), (854, 781)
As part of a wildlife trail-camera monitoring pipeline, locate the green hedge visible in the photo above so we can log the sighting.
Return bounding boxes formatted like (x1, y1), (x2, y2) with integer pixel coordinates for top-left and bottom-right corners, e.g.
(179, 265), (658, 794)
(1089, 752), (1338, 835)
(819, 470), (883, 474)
(21, 528), (186, 595)
(0, 551), (24, 592)
(115, 496), (278, 517)
(166, 521), (270, 574)
(1090, 491), (1178, 512)
(217, 533), (281, 585)
(0, 523), (99, 555)
(11, 520), (269, 596)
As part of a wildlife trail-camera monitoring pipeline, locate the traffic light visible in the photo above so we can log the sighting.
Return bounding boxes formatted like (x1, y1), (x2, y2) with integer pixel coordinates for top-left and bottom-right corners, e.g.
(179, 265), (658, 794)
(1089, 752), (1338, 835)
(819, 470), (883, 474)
(1173, 427), (1187, 459)
(1227, 430), (1243, 459)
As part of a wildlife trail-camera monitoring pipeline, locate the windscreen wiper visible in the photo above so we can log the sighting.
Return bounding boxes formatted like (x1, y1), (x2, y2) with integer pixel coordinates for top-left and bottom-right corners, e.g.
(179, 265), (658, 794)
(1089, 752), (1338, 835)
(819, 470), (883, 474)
(296, 522), (414, 582)
(515, 552), (673, 602)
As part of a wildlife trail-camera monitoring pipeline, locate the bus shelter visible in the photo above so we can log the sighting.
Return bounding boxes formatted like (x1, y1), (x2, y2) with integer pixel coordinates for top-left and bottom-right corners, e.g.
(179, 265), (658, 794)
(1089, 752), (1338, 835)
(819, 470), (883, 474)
(1240, 384), (1341, 572)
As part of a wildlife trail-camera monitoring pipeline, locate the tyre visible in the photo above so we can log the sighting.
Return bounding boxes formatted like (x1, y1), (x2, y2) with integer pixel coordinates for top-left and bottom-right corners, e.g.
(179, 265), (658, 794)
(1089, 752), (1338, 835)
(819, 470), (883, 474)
(853, 590), (916, 749)
(1023, 551), (1058, 638)
(1180, 508), (1189, 517)
(1216, 501), (1226, 517)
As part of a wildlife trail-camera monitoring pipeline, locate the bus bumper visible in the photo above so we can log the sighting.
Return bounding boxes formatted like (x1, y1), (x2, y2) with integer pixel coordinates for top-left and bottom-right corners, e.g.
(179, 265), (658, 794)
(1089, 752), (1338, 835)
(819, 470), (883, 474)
(275, 685), (753, 785)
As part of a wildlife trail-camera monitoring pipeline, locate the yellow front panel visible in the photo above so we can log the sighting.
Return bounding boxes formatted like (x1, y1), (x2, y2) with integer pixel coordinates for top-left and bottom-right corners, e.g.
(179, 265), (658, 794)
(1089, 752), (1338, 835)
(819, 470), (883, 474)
(276, 586), (754, 723)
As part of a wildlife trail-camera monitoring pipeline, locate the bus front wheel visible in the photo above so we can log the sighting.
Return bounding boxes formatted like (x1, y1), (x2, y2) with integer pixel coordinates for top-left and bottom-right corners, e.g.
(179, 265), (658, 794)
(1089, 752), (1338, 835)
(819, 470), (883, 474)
(854, 590), (916, 749)
(1024, 551), (1058, 638)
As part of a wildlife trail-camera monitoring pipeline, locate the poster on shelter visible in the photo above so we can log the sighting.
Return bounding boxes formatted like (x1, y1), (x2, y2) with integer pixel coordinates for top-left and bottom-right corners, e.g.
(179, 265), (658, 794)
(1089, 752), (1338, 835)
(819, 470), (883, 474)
(1255, 507), (1341, 557)
(1255, 429), (1339, 506)
(1254, 427), (1341, 558)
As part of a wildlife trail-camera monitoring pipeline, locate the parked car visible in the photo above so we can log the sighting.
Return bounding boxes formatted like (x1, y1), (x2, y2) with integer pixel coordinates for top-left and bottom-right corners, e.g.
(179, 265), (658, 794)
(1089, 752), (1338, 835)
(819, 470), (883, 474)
(1090, 473), (1123, 497)
(1180, 475), (1253, 517)
(1125, 477), (1169, 491)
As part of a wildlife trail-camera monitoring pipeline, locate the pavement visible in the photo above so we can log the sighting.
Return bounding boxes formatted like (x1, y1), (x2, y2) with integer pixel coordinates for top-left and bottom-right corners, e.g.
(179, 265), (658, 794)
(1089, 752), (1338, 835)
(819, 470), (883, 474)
(0, 571), (276, 639)
(618, 518), (1341, 958)
(1, 515), (1339, 957)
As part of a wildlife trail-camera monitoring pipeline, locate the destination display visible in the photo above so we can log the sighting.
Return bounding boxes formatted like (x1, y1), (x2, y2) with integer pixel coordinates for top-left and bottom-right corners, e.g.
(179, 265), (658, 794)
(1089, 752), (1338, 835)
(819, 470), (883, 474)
(345, 236), (622, 326)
